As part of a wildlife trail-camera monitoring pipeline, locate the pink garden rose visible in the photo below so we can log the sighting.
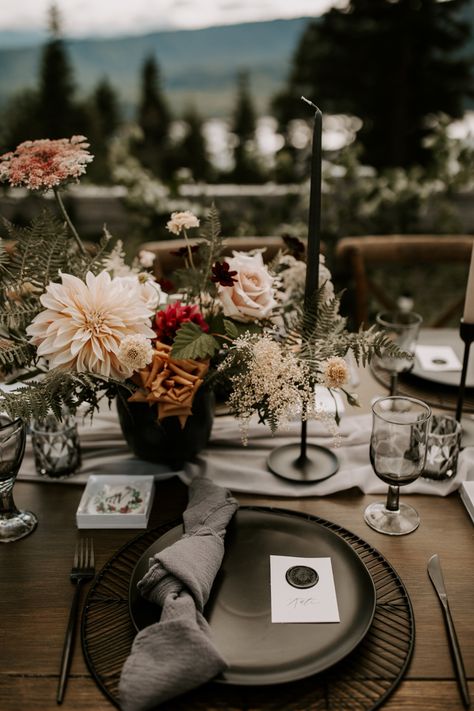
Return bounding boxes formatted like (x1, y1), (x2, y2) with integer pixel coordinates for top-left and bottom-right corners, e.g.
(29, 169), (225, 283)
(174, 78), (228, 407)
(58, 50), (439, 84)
(217, 251), (277, 322)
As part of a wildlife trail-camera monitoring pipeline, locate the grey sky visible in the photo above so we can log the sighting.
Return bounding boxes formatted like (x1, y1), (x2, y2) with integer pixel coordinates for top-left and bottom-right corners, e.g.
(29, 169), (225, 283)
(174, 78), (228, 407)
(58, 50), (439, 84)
(0, 0), (341, 37)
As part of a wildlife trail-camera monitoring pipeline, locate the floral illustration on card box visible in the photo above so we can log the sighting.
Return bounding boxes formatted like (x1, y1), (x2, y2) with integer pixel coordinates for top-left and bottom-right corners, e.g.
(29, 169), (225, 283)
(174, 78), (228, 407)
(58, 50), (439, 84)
(0, 135), (398, 460)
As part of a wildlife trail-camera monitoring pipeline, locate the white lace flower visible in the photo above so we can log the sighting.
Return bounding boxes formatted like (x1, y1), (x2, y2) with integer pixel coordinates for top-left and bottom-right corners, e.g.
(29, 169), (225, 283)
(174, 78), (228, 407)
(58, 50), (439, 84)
(166, 210), (200, 235)
(117, 335), (154, 374)
(26, 271), (155, 379)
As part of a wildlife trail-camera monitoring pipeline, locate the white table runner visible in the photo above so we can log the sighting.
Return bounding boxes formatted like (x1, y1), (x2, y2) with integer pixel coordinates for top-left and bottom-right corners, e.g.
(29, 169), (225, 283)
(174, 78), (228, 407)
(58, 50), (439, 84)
(17, 404), (474, 497)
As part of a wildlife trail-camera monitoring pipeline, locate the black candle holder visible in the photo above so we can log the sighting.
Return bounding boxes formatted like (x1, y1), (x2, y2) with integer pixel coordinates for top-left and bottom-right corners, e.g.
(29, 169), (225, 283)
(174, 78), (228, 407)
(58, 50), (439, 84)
(267, 419), (339, 483)
(455, 319), (474, 423)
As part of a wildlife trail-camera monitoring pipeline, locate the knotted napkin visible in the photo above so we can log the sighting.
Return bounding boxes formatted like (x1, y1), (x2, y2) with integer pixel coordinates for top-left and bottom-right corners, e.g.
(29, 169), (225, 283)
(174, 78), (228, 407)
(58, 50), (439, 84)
(119, 477), (239, 711)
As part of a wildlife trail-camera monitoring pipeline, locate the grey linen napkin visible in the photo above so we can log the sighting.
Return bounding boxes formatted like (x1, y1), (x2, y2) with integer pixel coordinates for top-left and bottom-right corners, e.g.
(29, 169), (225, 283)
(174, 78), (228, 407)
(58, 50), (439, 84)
(119, 477), (239, 711)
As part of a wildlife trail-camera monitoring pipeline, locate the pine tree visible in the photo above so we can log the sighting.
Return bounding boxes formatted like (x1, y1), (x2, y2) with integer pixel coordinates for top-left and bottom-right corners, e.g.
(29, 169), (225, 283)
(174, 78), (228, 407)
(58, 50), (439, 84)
(37, 4), (81, 138)
(273, 0), (473, 169)
(136, 55), (171, 177)
(0, 90), (41, 151)
(229, 71), (265, 183)
(1, 3), (87, 149)
(87, 78), (122, 183)
(178, 106), (213, 182)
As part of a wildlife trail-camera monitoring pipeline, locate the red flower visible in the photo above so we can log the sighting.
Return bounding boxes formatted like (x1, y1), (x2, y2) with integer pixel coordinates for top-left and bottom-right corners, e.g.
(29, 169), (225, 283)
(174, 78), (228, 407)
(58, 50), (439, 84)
(154, 302), (209, 344)
(211, 260), (238, 287)
(158, 277), (175, 293)
(282, 234), (306, 260)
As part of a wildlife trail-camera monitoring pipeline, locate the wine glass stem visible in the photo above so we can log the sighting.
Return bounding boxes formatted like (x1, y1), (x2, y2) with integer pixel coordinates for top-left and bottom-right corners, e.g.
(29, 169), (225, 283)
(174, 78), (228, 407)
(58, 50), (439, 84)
(389, 372), (398, 396)
(0, 476), (17, 516)
(386, 485), (400, 512)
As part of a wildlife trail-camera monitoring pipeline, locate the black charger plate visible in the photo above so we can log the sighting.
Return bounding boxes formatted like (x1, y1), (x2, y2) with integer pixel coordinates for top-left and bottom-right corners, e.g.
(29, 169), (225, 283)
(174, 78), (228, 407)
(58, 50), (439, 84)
(129, 507), (376, 686)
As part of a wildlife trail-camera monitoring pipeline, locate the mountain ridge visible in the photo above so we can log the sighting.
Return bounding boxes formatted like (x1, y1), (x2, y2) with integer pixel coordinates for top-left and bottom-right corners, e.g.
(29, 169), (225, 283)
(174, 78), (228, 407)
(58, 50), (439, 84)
(0, 18), (312, 116)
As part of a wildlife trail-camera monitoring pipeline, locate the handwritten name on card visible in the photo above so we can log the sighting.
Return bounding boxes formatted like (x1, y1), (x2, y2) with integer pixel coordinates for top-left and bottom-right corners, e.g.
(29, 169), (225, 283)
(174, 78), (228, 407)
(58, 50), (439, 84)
(270, 555), (340, 624)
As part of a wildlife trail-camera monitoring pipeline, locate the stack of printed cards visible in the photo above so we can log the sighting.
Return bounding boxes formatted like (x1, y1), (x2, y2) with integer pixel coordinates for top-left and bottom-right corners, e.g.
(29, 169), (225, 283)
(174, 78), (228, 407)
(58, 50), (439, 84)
(76, 475), (154, 529)
(459, 481), (474, 524)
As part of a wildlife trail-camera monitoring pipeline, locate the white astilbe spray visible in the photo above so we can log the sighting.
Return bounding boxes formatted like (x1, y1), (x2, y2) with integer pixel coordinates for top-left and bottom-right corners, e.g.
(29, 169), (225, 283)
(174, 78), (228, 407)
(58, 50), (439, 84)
(102, 239), (134, 277)
(221, 333), (315, 444)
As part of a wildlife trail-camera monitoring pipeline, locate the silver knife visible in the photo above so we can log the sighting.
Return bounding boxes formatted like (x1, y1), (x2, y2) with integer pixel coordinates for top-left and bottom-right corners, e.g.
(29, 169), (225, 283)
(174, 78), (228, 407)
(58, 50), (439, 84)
(427, 554), (471, 709)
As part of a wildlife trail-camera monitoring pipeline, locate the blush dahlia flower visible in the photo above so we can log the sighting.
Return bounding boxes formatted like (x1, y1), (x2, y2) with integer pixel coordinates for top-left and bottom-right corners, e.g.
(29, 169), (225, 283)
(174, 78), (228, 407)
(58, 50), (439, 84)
(26, 271), (155, 379)
(0, 136), (93, 191)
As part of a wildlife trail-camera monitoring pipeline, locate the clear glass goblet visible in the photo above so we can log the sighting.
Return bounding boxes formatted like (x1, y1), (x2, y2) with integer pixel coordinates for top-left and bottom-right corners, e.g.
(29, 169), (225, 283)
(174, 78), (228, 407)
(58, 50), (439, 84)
(364, 396), (431, 536)
(375, 310), (422, 395)
(0, 415), (37, 543)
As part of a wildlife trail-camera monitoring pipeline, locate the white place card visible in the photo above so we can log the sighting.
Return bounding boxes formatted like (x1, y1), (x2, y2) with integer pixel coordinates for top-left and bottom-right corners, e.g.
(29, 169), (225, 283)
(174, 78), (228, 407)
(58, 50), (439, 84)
(415, 345), (462, 372)
(270, 555), (340, 623)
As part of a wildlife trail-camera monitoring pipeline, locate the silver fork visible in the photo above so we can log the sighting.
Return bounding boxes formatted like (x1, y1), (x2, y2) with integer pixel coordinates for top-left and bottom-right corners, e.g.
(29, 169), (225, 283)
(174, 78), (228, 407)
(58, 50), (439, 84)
(57, 538), (95, 705)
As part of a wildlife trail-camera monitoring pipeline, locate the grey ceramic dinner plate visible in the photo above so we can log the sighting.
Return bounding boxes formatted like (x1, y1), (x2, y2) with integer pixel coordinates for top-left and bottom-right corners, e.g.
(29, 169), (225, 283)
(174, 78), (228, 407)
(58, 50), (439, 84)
(410, 328), (474, 388)
(128, 507), (376, 686)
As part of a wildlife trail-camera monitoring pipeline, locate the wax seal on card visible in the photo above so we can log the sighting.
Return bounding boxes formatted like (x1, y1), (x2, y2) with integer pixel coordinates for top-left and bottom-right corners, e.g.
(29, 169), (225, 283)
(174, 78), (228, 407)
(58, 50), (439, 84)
(285, 565), (319, 589)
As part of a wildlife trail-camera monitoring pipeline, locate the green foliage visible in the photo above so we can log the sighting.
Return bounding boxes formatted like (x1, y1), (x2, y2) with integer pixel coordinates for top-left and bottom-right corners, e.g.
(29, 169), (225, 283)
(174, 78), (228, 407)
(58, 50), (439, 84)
(273, 0), (473, 169)
(0, 338), (36, 372)
(0, 369), (119, 423)
(172, 204), (224, 299)
(1, 211), (71, 291)
(223, 319), (239, 339)
(285, 287), (405, 378)
(171, 322), (220, 360)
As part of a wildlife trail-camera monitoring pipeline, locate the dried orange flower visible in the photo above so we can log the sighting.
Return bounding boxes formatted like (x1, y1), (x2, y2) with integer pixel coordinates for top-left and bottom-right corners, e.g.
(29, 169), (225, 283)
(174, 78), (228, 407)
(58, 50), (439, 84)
(128, 342), (209, 428)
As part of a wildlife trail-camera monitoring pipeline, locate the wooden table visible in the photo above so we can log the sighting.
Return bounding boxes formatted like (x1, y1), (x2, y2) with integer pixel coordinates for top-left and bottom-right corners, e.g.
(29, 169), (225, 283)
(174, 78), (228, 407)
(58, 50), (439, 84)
(1, 368), (473, 710)
(1, 481), (472, 710)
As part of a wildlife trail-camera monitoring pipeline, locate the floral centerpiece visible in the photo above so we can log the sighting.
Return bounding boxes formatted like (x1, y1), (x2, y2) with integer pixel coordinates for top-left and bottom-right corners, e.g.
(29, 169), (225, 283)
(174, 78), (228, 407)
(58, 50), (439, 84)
(0, 136), (397, 460)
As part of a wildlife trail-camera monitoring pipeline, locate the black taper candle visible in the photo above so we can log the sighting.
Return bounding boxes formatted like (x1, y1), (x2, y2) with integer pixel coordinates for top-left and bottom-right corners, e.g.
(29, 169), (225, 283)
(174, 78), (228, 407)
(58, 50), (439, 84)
(298, 97), (322, 464)
(267, 98), (338, 482)
(301, 96), (322, 307)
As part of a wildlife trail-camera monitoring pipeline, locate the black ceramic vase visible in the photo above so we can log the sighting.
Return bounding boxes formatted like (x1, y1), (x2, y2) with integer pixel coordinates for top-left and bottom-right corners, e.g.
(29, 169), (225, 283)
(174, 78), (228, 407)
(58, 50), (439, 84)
(116, 386), (214, 469)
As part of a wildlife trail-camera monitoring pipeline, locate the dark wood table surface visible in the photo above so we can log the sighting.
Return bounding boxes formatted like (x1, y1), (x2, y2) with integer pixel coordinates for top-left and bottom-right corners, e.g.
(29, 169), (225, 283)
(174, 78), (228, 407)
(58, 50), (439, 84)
(1, 368), (473, 710)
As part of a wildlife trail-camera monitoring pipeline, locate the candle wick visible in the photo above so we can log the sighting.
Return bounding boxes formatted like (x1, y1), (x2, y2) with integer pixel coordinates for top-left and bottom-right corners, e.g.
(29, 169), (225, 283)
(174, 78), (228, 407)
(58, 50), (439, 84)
(301, 96), (321, 113)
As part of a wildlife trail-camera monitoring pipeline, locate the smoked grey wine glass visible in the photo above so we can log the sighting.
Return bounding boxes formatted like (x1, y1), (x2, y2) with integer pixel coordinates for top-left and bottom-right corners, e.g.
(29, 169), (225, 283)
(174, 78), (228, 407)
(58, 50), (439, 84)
(0, 415), (37, 542)
(365, 396), (431, 535)
(375, 311), (422, 395)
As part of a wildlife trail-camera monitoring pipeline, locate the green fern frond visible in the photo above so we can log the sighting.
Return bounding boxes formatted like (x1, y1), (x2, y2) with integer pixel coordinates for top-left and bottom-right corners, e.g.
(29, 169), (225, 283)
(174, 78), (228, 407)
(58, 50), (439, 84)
(0, 369), (121, 422)
(0, 337), (36, 372)
(0, 238), (11, 274)
(0, 211), (70, 291)
(171, 204), (225, 300)
(0, 303), (42, 330)
(80, 227), (113, 276)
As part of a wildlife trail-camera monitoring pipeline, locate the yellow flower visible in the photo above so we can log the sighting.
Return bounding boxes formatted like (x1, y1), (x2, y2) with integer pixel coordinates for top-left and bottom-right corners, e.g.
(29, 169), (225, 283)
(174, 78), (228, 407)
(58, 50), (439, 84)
(322, 356), (349, 388)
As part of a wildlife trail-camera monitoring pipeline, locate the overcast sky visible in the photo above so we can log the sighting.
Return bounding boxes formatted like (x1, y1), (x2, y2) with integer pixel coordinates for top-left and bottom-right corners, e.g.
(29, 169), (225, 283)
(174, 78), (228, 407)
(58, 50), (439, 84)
(0, 0), (341, 37)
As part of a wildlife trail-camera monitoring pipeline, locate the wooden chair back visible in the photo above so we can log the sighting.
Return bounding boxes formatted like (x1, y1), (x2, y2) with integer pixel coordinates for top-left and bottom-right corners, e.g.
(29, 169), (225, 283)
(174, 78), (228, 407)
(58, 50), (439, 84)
(335, 234), (474, 327)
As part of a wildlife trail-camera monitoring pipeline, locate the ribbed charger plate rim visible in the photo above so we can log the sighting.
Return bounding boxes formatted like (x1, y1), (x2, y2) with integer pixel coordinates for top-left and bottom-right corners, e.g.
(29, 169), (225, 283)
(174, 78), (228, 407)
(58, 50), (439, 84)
(81, 506), (415, 711)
